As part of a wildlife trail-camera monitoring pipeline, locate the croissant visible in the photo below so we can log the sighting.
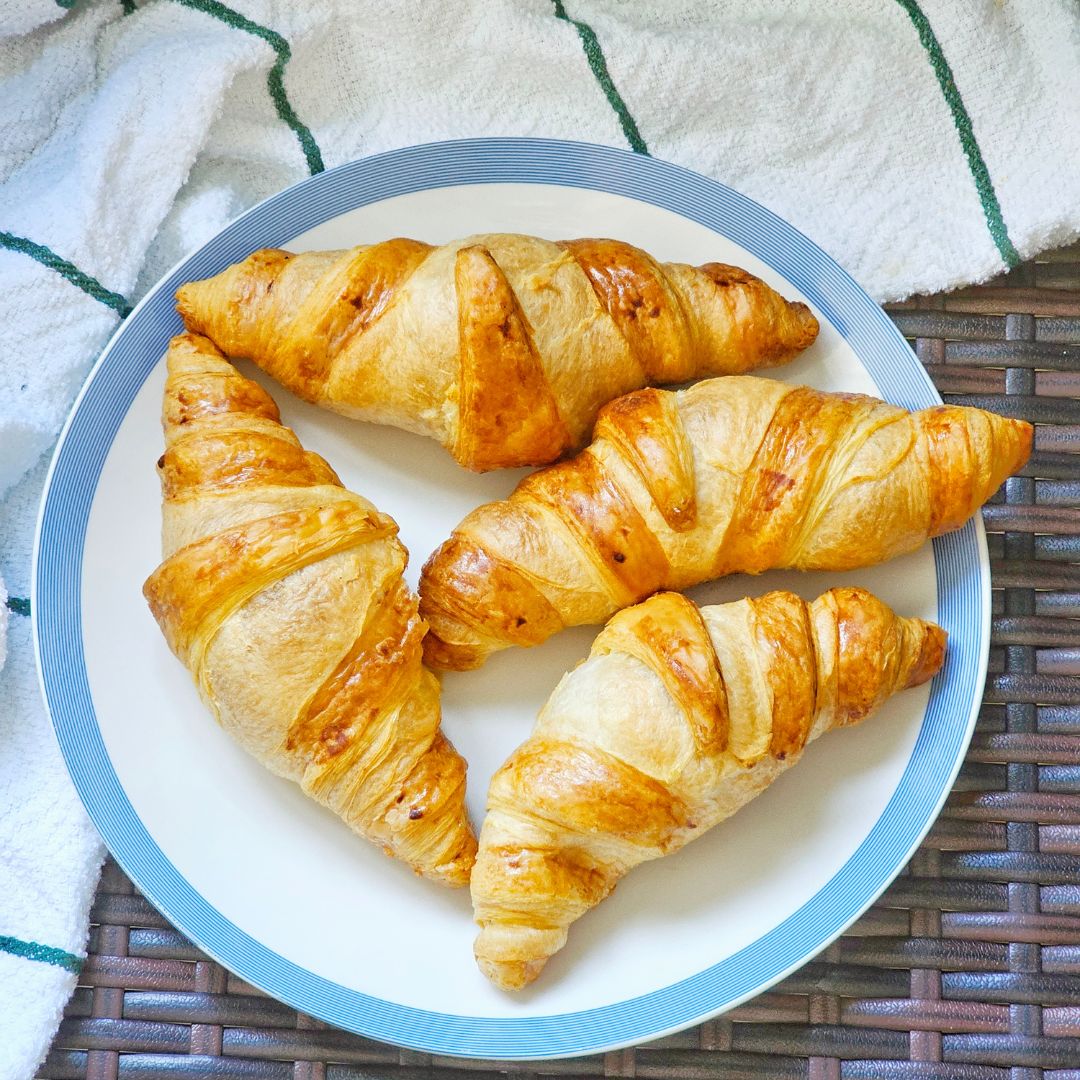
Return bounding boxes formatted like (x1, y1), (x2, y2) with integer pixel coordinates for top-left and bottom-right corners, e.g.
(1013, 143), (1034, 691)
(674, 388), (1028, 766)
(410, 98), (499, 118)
(420, 376), (1031, 670)
(472, 586), (946, 990)
(142, 333), (476, 886)
(174, 234), (818, 471)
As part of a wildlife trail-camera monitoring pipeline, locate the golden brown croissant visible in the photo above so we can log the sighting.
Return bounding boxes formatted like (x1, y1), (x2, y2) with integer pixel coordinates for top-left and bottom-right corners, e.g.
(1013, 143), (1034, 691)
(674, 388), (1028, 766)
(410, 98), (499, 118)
(174, 234), (818, 471)
(142, 333), (476, 886)
(472, 586), (946, 991)
(420, 376), (1031, 670)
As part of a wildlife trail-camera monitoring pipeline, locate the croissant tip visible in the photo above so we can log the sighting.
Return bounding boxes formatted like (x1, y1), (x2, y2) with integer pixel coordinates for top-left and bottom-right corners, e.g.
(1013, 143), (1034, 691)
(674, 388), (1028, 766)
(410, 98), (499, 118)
(162, 333), (235, 389)
(166, 330), (222, 358)
(1012, 417), (1034, 468)
(984, 413), (1033, 494)
(753, 297), (818, 367)
(476, 954), (547, 992)
(906, 621), (948, 689)
(422, 861), (474, 889)
(792, 301), (820, 348)
(174, 280), (206, 333)
(422, 834), (479, 888)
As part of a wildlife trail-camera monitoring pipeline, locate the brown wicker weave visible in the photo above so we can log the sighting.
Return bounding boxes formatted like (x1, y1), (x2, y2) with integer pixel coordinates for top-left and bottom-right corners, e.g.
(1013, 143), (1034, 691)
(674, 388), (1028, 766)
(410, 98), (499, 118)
(39, 245), (1080, 1080)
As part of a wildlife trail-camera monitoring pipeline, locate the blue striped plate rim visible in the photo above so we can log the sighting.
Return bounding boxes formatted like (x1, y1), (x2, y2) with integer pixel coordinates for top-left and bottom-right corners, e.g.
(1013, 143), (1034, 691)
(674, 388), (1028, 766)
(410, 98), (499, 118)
(33, 138), (989, 1060)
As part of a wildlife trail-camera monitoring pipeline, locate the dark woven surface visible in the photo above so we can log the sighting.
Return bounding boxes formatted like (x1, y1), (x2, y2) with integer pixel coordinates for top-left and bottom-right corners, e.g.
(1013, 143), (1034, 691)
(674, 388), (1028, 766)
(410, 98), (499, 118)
(40, 246), (1080, 1079)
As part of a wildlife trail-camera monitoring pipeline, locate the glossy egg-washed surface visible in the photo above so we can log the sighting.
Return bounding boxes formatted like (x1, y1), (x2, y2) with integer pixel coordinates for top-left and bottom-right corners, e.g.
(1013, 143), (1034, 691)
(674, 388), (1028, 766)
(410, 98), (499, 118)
(142, 333), (476, 885)
(419, 376), (1032, 670)
(174, 234), (819, 470)
(472, 587), (946, 991)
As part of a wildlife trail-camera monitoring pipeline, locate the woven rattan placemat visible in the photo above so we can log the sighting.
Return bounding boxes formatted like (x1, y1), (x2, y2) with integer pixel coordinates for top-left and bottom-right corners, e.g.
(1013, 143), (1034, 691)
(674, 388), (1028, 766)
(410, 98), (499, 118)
(39, 245), (1080, 1079)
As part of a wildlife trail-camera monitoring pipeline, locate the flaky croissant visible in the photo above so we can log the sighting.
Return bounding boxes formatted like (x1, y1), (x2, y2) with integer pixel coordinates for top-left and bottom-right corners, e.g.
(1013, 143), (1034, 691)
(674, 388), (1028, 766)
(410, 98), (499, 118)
(420, 377), (1031, 670)
(142, 333), (476, 886)
(472, 586), (946, 990)
(174, 234), (818, 471)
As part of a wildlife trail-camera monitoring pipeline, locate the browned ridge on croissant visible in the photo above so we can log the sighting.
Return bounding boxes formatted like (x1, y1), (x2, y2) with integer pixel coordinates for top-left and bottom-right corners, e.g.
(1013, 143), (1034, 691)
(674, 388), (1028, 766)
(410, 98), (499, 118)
(419, 376), (1032, 671)
(142, 332), (476, 886)
(471, 586), (947, 991)
(174, 234), (819, 471)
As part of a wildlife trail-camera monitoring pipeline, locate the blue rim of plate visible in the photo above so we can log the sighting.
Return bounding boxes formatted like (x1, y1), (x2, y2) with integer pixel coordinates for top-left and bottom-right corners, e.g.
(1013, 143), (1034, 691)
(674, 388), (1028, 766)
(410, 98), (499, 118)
(34, 138), (988, 1060)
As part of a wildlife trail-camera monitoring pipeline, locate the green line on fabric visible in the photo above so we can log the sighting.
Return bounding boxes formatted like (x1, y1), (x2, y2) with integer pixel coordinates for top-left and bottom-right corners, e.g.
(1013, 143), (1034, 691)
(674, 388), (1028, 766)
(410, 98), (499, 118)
(551, 0), (648, 155)
(170, 0), (325, 176)
(896, 0), (1019, 268)
(6, 596), (30, 617)
(0, 232), (132, 317)
(55, 0), (78, 9)
(0, 935), (82, 974)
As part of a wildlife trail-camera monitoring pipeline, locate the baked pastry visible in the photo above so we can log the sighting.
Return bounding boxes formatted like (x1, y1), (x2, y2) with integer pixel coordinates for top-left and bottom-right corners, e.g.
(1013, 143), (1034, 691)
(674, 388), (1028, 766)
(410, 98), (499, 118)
(142, 333), (476, 886)
(174, 234), (819, 471)
(420, 376), (1032, 670)
(471, 586), (946, 990)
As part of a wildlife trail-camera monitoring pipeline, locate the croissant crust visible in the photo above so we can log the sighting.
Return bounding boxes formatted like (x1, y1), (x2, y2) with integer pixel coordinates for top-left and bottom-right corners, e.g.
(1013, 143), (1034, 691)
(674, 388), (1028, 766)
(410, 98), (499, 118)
(420, 377), (1031, 669)
(175, 234), (819, 470)
(471, 586), (947, 990)
(143, 333), (477, 885)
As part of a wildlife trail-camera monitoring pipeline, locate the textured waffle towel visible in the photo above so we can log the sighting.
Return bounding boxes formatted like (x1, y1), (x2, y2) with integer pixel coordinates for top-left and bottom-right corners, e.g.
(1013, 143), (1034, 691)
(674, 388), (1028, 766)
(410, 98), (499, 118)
(2, 1), (1079, 1076)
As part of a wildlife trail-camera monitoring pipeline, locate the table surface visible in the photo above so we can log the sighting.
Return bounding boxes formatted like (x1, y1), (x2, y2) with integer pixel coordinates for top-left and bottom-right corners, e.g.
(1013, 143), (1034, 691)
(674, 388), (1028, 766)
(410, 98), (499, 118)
(39, 245), (1080, 1080)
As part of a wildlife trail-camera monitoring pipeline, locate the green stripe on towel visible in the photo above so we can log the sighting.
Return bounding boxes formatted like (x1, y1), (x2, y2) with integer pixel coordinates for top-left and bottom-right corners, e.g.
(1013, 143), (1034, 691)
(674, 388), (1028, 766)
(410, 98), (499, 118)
(896, 0), (1019, 268)
(0, 935), (83, 974)
(171, 0), (325, 176)
(0, 232), (132, 317)
(551, 1), (648, 155)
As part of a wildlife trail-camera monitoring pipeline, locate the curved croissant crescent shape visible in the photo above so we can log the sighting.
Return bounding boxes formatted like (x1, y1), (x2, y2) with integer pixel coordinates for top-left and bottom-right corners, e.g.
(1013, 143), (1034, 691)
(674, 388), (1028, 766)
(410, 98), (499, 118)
(174, 235), (819, 471)
(142, 333), (477, 886)
(471, 586), (947, 991)
(419, 377), (1032, 670)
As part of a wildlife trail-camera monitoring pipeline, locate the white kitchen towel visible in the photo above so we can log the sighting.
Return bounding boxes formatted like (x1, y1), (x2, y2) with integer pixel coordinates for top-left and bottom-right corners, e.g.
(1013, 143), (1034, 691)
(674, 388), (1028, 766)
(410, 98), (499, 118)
(1, 1), (1078, 1076)
(0, 458), (105, 1080)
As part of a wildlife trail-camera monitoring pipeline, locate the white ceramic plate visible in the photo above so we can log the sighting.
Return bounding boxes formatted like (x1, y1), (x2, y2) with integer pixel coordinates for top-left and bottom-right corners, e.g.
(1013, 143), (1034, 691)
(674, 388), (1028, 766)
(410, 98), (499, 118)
(35, 139), (988, 1060)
